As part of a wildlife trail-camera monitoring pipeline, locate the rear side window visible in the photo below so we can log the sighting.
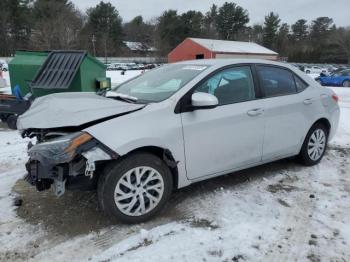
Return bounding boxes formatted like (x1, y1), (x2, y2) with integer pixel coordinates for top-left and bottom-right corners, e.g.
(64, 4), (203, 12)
(294, 75), (308, 92)
(257, 66), (297, 97)
(341, 70), (350, 76)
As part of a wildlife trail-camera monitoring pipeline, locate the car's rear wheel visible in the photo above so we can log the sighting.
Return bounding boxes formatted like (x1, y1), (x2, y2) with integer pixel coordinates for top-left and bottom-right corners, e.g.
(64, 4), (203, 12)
(98, 152), (173, 223)
(299, 123), (328, 166)
(342, 80), (350, 87)
(305, 70), (310, 74)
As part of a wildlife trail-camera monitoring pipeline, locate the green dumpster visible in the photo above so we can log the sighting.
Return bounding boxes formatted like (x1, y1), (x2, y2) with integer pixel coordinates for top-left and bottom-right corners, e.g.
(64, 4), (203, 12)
(8, 51), (49, 96)
(30, 51), (108, 97)
(9, 50), (109, 98)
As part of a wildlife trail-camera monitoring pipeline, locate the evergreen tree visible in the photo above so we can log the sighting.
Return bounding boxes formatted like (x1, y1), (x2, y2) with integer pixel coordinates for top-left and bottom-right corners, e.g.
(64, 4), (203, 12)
(308, 17), (335, 62)
(124, 16), (155, 46)
(310, 17), (334, 37)
(276, 23), (290, 56)
(0, 0), (32, 56)
(157, 10), (183, 54)
(85, 1), (123, 56)
(180, 11), (203, 38)
(215, 2), (249, 40)
(263, 12), (281, 49)
(291, 19), (308, 41)
(334, 27), (350, 64)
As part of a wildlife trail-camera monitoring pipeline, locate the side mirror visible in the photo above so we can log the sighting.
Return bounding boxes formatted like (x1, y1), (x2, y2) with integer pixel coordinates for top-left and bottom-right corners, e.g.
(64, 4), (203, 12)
(191, 92), (218, 109)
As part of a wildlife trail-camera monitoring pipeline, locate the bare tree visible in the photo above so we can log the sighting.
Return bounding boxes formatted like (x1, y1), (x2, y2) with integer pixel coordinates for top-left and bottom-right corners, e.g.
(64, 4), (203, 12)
(31, 0), (83, 50)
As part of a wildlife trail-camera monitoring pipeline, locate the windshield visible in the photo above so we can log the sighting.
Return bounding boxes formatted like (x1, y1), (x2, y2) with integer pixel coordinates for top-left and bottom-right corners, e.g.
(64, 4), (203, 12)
(113, 64), (208, 103)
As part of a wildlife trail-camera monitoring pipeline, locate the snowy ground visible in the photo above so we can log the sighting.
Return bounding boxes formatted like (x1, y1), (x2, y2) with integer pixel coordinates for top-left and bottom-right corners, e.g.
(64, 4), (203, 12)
(0, 80), (350, 261)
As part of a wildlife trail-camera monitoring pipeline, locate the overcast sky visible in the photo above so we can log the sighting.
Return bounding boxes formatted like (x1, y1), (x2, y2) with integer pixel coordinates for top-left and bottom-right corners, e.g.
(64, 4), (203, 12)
(72, 0), (349, 26)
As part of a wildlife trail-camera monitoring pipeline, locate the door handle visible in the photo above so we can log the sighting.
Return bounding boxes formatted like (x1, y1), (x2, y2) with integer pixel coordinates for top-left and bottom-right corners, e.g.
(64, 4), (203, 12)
(247, 108), (264, 116)
(303, 98), (313, 105)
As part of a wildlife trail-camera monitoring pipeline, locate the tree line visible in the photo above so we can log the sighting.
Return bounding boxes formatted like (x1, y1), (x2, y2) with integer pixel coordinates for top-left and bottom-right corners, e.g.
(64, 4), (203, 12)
(0, 0), (349, 63)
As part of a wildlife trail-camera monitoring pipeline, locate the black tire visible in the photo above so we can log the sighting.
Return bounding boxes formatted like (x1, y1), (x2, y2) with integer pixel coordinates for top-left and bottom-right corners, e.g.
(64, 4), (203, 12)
(299, 123), (328, 166)
(342, 80), (350, 87)
(0, 113), (9, 122)
(98, 152), (173, 223)
(6, 115), (18, 130)
(305, 70), (310, 74)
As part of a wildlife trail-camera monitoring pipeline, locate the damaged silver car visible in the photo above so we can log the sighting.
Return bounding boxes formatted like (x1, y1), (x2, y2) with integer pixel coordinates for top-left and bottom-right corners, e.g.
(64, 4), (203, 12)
(18, 60), (340, 223)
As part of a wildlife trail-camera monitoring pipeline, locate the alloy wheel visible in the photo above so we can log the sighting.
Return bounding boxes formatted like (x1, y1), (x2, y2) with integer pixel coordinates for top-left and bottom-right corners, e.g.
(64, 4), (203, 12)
(114, 166), (164, 216)
(307, 129), (326, 161)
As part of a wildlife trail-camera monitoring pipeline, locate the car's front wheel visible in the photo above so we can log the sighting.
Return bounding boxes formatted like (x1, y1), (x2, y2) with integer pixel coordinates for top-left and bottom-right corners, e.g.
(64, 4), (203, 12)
(98, 152), (173, 223)
(299, 123), (328, 166)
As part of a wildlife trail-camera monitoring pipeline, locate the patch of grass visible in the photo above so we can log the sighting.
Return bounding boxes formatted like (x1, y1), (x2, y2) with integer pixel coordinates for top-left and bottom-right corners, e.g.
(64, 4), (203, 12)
(207, 249), (223, 257)
(277, 198), (291, 207)
(126, 238), (153, 252)
(307, 253), (321, 262)
(267, 184), (298, 193)
(189, 218), (219, 230)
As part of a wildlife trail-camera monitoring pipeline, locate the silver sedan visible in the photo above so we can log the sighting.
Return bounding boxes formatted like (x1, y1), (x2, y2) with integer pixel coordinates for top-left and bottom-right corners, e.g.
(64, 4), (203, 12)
(19, 59), (340, 223)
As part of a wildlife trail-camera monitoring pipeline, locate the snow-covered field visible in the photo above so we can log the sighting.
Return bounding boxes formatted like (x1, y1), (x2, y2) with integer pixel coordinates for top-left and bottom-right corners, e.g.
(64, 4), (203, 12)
(1, 73), (350, 261)
(107, 70), (143, 85)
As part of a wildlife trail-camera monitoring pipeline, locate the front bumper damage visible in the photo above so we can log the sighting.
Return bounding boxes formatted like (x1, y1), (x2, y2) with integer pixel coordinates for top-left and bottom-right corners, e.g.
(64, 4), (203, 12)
(25, 135), (118, 197)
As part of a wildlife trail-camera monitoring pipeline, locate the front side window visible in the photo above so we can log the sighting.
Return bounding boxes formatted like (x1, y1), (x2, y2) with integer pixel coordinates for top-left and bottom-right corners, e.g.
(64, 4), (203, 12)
(114, 64), (208, 103)
(195, 66), (256, 105)
(257, 66), (297, 97)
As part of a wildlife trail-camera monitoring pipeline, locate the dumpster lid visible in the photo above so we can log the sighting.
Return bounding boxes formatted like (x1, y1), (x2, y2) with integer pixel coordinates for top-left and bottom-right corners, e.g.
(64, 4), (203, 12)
(30, 51), (87, 90)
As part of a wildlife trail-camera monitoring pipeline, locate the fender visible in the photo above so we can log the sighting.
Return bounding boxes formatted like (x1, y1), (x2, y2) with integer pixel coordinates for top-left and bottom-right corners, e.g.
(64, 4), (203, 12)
(84, 101), (191, 188)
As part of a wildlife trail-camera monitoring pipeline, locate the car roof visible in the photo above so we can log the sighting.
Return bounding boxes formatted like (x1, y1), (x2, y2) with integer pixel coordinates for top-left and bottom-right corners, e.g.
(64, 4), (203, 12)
(174, 59), (318, 86)
(175, 58), (292, 68)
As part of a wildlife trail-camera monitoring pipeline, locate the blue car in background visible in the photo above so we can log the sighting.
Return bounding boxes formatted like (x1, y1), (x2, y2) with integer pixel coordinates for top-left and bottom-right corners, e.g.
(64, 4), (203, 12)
(316, 69), (350, 87)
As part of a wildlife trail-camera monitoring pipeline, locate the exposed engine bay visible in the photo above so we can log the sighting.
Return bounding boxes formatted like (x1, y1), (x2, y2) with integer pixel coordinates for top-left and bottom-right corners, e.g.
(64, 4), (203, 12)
(23, 127), (118, 197)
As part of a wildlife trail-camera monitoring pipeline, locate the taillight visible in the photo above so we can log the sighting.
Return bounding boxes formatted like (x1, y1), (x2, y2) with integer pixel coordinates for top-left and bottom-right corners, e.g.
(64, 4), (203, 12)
(332, 94), (339, 103)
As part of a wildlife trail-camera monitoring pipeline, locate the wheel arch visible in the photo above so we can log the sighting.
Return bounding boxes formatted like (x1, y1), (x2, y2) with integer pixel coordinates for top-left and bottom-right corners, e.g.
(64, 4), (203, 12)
(123, 146), (179, 190)
(312, 118), (331, 136)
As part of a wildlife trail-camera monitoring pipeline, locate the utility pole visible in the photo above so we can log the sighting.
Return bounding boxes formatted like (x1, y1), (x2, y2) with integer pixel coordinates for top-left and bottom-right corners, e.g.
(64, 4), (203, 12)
(92, 34), (96, 57)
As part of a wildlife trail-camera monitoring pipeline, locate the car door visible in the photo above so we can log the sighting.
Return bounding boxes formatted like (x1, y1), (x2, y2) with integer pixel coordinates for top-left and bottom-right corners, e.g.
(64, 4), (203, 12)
(256, 65), (313, 161)
(180, 65), (265, 180)
(338, 70), (350, 86)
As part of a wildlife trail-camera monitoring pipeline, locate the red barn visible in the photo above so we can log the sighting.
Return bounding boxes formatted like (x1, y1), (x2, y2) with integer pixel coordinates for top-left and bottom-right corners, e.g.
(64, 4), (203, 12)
(168, 38), (278, 63)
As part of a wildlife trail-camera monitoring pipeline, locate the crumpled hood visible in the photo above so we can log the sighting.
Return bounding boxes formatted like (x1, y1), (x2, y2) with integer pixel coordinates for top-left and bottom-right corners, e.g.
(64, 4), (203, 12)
(17, 92), (145, 130)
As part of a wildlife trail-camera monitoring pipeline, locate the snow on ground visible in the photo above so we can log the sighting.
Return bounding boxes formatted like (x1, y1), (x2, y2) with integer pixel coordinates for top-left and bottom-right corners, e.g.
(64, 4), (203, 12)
(307, 73), (320, 80)
(328, 87), (350, 148)
(0, 71), (11, 94)
(0, 87), (349, 262)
